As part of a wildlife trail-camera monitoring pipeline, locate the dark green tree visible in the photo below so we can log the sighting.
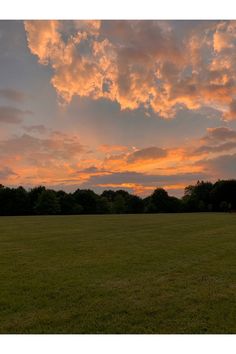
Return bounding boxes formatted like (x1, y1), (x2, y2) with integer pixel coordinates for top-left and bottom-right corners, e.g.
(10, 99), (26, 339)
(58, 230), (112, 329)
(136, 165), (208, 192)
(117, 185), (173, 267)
(113, 194), (126, 213)
(35, 190), (61, 215)
(73, 189), (99, 214)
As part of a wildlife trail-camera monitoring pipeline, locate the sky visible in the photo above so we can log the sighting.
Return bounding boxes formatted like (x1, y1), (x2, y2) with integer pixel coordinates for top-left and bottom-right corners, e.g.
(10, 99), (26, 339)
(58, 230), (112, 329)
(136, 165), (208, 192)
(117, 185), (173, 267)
(1, 20), (236, 197)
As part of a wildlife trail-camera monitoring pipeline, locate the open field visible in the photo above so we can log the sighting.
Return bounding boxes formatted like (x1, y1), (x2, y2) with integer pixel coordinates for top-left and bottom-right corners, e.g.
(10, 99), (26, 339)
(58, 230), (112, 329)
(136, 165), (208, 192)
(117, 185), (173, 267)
(1, 213), (236, 333)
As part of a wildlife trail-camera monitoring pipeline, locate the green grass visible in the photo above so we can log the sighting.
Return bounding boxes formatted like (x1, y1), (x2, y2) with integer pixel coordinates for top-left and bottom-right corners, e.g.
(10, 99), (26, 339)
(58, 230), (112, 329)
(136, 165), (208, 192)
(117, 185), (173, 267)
(1, 213), (236, 333)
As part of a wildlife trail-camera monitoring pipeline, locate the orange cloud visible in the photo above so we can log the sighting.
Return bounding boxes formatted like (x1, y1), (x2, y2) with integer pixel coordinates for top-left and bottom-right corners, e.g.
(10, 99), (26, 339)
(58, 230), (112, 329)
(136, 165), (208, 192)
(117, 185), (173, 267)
(24, 20), (61, 64)
(24, 20), (236, 120)
(99, 144), (129, 153)
(214, 32), (232, 52)
(3, 125), (236, 196)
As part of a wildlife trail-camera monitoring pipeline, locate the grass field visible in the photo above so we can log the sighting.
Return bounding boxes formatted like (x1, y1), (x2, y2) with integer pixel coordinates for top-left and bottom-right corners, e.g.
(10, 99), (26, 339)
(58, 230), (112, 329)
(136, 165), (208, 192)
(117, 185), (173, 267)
(1, 213), (236, 333)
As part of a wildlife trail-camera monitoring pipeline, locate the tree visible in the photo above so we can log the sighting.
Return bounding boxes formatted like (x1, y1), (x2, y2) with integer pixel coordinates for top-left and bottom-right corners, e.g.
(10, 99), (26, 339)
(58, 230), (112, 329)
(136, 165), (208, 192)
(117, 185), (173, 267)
(35, 190), (61, 215)
(126, 195), (144, 213)
(13, 186), (30, 215)
(0, 186), (12, 215)
(211, 180), (236, 211)
(149, 188), (170, 212)
(28, 186), (46, 213)
(168, 196), (183, 213)
(96, 196), (112, 214)
(144, 200), (157, 213)
(0, 186), (29, 215)
(2, 179), (236, 215)
(73, 189), (99, 214)
(183, 181), (213, 212)
(219, 201), (231, 212)
(56, 190), (83, 214)
(113, 194), (126, 213)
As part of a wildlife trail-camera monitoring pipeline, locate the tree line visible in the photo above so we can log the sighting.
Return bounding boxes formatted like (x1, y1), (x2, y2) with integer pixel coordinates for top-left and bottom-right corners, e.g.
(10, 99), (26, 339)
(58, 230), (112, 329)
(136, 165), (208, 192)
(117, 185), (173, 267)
(0, 179), (236, 215)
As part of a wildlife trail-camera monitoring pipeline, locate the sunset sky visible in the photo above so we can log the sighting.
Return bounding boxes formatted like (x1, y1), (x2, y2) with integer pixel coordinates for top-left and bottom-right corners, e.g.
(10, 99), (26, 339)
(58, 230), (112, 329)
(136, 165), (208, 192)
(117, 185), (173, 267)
(1, 20), (236, 196)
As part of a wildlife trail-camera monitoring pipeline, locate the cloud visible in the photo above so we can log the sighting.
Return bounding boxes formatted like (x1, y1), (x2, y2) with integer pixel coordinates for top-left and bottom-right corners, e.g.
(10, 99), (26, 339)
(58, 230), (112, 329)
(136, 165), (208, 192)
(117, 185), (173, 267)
(213, 31), (234, 52)
(193, 126), (236, 176)
(194, 141), (236, 155)
(76, 166), (105, 173)
(213, 22), (236, 53)
(80, 170), (207, 187)
(0, 132), (85, 161)
(23, 124), (47, 134)
(188, 126), (236, 156)
(0, 167), (17, 179)
(0, 131), (89, 187)
(223, 99), (236, 120)
(25, 20), (236, 119)
(24, 20), (61, 65)
(78, 170), (207, 196)
(23, 20), (236, 120)
(99, 144), (129, 153)
(2, 122), (236, 196)
(197, 153), (236, 178)
(127, 146), (167, 163)
(201, 127), (236, 144)
(0, 106), (32, 124)
(0, 89), (26, 103)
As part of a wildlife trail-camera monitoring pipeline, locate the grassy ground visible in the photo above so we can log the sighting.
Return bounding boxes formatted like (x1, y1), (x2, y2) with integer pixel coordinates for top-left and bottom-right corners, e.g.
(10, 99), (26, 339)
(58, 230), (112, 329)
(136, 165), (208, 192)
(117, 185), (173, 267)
(1, 213), (236, 333)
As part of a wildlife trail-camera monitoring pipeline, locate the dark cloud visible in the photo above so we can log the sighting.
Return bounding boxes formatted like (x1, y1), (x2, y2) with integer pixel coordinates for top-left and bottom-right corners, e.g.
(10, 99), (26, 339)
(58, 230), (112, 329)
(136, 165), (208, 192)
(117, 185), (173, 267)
(0, 89), (26, 103)
(198, 153), (236, 177)
(192, 127), (236, 155)
(127, 146), (167, 163)
(0, 106), (32, 124)
(201, 127), (236, 144)
(80, 171), (207, 186)
(76, 166), (103, 173)
(194, 141), (236, 155)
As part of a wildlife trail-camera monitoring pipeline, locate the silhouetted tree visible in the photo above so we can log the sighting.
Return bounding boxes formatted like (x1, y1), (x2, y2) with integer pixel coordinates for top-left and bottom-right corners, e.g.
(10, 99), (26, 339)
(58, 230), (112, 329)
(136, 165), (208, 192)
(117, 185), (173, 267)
(35, 190), (61, 215)
(168, 196), (183, 213)
(28, 186), (46, 213)
(56, 190), (82, 214)
(113, 194), (126, 213)
(73, 189), (98, 214)
(149, 188), (170, 212)
(96, 196), (112, 214)
(219, 200), (231, 212)
(183, 181), (213, 212)
(126, 195), (144, 213)
(101, 190), (116, 202)
(0, 186), (29, 215)
(211, 180), (236, 211)
(1, 180), (236, 215)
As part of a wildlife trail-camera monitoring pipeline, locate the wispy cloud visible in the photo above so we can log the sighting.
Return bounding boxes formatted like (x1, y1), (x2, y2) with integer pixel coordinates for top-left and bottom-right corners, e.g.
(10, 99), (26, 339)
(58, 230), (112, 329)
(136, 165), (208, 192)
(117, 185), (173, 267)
(23, 124), (47, 134)
(0, 89), (27, 103)
(0, 106), (32, 124)
(0, 166), (17, 179)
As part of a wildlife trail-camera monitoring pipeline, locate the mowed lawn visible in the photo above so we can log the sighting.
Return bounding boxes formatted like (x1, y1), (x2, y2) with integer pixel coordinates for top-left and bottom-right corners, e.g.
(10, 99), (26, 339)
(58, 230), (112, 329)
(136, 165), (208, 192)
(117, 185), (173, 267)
(1, 213), (236, 334)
